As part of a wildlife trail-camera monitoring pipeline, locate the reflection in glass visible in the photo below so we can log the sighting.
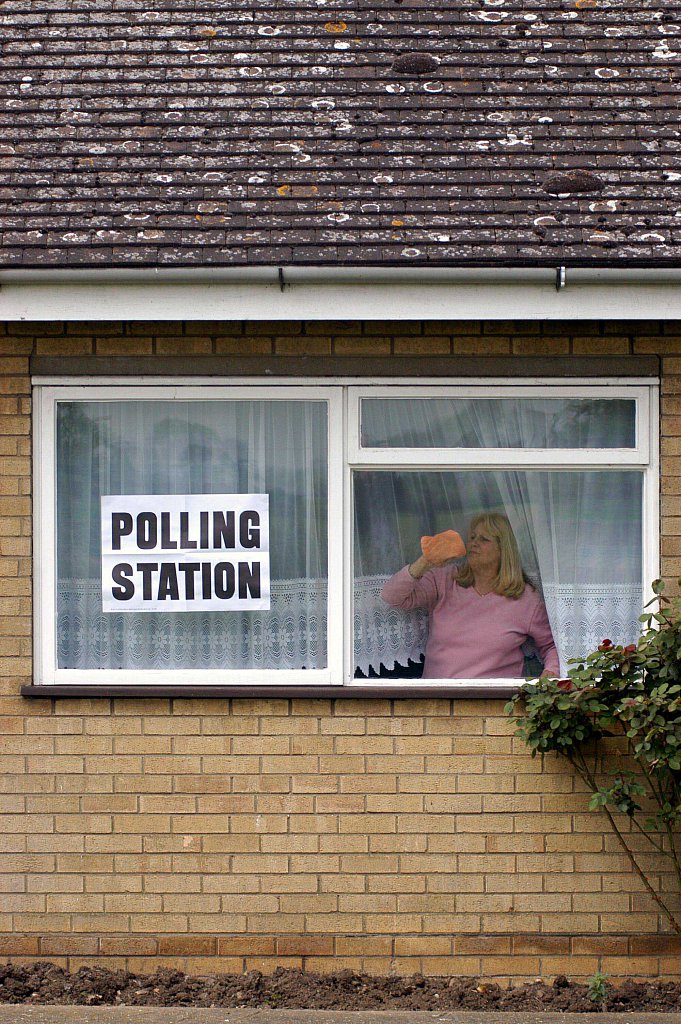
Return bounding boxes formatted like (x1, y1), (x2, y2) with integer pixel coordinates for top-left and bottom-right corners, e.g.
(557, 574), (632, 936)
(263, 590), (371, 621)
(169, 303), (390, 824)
(361, 398), (636, 449)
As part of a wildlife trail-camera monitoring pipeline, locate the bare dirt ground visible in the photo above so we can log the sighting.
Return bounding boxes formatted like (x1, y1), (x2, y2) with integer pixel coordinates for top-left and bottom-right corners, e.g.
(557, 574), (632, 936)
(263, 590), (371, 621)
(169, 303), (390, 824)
(1, 963), (681, 1011)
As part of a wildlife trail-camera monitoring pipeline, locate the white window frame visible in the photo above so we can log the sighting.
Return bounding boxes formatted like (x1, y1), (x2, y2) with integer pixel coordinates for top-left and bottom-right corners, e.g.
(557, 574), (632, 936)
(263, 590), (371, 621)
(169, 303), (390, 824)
(345, 380), (658, 689)
(34, 382), (344, 688)
(34, 377), (659, 691)
(347, 384), (650, 466)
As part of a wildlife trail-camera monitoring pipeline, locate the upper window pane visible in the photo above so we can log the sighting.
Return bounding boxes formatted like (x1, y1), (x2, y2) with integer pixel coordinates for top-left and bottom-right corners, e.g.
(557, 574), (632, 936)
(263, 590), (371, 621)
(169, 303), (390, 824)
(360, 398), (636, 449)
(56, 400), (328, 671)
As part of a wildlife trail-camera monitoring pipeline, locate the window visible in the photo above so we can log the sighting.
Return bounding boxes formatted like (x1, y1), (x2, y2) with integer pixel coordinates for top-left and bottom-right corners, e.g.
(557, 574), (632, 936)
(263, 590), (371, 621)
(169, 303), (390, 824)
(34, 380), (658, 690)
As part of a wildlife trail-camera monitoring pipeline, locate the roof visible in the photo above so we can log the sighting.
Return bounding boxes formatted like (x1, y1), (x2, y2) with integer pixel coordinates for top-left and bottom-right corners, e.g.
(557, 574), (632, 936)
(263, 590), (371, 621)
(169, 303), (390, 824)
(2, 0), (681, 269)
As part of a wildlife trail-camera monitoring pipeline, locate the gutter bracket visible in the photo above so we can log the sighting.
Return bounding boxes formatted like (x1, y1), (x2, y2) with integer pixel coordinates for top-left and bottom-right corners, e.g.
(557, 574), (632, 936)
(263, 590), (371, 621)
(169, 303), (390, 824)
(555, 266), (567, 291)
(278, 267), (286, 292)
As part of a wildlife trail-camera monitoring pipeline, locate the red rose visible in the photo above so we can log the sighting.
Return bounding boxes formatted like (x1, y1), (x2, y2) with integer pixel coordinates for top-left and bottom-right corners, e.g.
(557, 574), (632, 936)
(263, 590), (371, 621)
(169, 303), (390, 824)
(557, 679), (574, 692)
(598, 639), (613, 652)
(625, 644), (637, 654)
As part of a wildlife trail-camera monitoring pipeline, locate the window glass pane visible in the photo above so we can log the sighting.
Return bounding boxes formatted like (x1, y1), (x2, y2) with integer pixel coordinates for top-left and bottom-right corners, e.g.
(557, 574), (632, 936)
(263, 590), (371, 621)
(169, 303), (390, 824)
(57, 400), (328, 670)
(353, 469), (643, 679)
(361, 398), (636, 448)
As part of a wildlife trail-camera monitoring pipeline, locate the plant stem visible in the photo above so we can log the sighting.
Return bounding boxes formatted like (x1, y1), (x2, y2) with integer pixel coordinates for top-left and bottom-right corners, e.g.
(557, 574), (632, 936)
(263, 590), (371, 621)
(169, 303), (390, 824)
(628, 813), (667, 855)
(665, 820), (681, 897)
(638, 752), (664, 807)
(571, 750), (681, 933)
(632, 744), (681, 882)
(599, 801), (681, 933)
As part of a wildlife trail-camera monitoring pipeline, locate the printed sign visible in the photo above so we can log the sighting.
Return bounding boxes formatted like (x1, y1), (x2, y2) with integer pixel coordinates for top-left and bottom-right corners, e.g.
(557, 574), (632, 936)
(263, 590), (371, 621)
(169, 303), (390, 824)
(101, 494), (270, 613)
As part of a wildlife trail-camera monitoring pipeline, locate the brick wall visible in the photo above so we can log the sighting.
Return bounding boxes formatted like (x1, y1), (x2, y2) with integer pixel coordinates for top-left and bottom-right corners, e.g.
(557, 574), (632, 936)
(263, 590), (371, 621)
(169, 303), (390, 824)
(1, 318), (680, 982)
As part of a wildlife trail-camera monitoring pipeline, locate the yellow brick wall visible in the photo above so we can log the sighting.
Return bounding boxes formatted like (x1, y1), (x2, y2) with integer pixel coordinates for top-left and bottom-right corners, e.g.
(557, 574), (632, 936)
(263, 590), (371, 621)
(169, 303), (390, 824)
(1, 318), (680, 982)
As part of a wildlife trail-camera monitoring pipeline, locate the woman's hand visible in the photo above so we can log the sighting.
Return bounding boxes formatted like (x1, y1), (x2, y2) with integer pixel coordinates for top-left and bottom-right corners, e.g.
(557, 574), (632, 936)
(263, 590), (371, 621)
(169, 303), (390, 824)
(407, 554), (435, 579)
(408, 530), (466, 579)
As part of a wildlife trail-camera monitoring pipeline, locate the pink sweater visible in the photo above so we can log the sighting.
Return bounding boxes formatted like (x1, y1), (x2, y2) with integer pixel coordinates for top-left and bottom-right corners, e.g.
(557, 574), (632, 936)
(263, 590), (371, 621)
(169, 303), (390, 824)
(381, 566), (559, 679)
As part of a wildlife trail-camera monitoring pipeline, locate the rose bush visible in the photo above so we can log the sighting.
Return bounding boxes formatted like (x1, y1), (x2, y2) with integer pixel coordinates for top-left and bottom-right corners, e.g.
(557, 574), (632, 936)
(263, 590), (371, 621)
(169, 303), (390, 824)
(506, 579), (681, 932)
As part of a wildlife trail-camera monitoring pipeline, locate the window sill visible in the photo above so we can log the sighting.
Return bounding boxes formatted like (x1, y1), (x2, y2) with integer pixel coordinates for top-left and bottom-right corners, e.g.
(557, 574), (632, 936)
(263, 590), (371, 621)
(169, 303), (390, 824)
(21, 684), (519, 699)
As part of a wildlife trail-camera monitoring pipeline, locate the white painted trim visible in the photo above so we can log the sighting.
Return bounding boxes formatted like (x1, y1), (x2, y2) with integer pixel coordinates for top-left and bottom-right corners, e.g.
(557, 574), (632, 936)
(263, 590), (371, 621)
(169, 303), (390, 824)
(5, 266), (681, 321)
(33, 387), (54, 688)
(343, 382), (656, 684)
(36, 383), (339, 403)
(343, 388), (353, 688)
(352, 453), (649, 469)
(32, 376), (659, 389)
(42, 670), (335, 687)
(344, 678), (518, 690)
(348, 385), (650, 465)
(326, 389), (345, 685)
(5, 266), (681, 286)
(643, 384), (661, 606)
(34, 384), (345, 687)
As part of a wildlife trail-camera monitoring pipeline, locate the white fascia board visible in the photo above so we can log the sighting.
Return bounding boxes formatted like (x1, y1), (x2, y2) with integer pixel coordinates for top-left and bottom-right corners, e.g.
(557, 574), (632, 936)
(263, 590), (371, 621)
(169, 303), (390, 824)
(1, 265), (681, 321)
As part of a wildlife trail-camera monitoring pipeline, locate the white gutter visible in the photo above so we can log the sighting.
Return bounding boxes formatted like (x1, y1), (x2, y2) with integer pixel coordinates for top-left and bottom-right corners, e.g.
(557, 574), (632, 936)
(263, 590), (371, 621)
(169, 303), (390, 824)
(1, 265), (680, 320)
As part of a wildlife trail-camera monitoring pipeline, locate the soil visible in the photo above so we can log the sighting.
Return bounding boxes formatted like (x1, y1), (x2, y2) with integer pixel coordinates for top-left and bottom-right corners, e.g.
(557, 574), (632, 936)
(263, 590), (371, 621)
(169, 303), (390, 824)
(1, 963), (681, 1011)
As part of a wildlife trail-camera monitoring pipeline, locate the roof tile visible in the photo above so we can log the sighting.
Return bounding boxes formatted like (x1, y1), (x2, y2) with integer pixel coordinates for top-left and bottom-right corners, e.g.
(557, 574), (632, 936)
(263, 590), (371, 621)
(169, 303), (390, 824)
(2, 0), (681, 266)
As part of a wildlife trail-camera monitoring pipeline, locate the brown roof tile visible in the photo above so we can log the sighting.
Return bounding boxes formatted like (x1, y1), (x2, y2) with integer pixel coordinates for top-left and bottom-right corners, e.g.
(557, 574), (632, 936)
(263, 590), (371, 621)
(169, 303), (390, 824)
(2, 0), (681, 267)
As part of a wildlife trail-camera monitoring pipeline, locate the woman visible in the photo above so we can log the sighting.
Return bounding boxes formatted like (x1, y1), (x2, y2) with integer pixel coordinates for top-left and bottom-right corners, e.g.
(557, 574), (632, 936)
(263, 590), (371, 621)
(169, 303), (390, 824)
(381, 512), (559, 679)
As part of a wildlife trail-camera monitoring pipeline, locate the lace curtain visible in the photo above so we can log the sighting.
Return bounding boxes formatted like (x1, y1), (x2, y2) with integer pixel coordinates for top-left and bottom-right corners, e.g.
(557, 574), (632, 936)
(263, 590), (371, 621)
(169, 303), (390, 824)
(353, 576), (643, 677)
(58, 578), (328, 671)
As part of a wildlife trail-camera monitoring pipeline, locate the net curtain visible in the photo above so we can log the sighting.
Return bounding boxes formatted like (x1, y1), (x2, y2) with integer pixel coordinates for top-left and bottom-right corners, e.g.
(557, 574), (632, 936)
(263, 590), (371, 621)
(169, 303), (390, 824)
(56, 397), (644, 676)
(56, 400), (328, 671)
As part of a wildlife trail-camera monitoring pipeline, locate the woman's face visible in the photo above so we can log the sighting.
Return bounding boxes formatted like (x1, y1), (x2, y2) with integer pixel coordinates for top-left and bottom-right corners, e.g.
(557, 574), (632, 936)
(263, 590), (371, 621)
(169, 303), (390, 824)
(467, 524), (501, 575)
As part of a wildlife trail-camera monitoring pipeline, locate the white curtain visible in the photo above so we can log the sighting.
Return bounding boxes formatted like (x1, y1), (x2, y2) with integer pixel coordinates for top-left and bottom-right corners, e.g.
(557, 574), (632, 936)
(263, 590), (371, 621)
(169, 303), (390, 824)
(354, 398), (643, 677)
(57, 400), (328, 670)
(360, 396), (636, 450)
(57, 396), (645, 678)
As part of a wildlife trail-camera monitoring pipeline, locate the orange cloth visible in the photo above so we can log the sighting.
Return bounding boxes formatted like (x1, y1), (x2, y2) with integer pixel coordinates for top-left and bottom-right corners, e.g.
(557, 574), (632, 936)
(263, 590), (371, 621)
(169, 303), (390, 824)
(420, 529), (466, 564)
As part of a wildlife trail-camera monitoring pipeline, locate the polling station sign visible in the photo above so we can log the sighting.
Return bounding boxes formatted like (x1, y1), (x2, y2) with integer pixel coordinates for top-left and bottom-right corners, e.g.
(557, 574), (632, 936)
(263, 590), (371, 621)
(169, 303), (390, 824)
(101, 494), (270, 612)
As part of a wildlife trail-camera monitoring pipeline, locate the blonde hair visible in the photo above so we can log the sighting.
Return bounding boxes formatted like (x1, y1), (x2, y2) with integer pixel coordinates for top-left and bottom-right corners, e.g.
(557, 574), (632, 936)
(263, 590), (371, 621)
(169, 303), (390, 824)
(456, 512), (527, 599)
